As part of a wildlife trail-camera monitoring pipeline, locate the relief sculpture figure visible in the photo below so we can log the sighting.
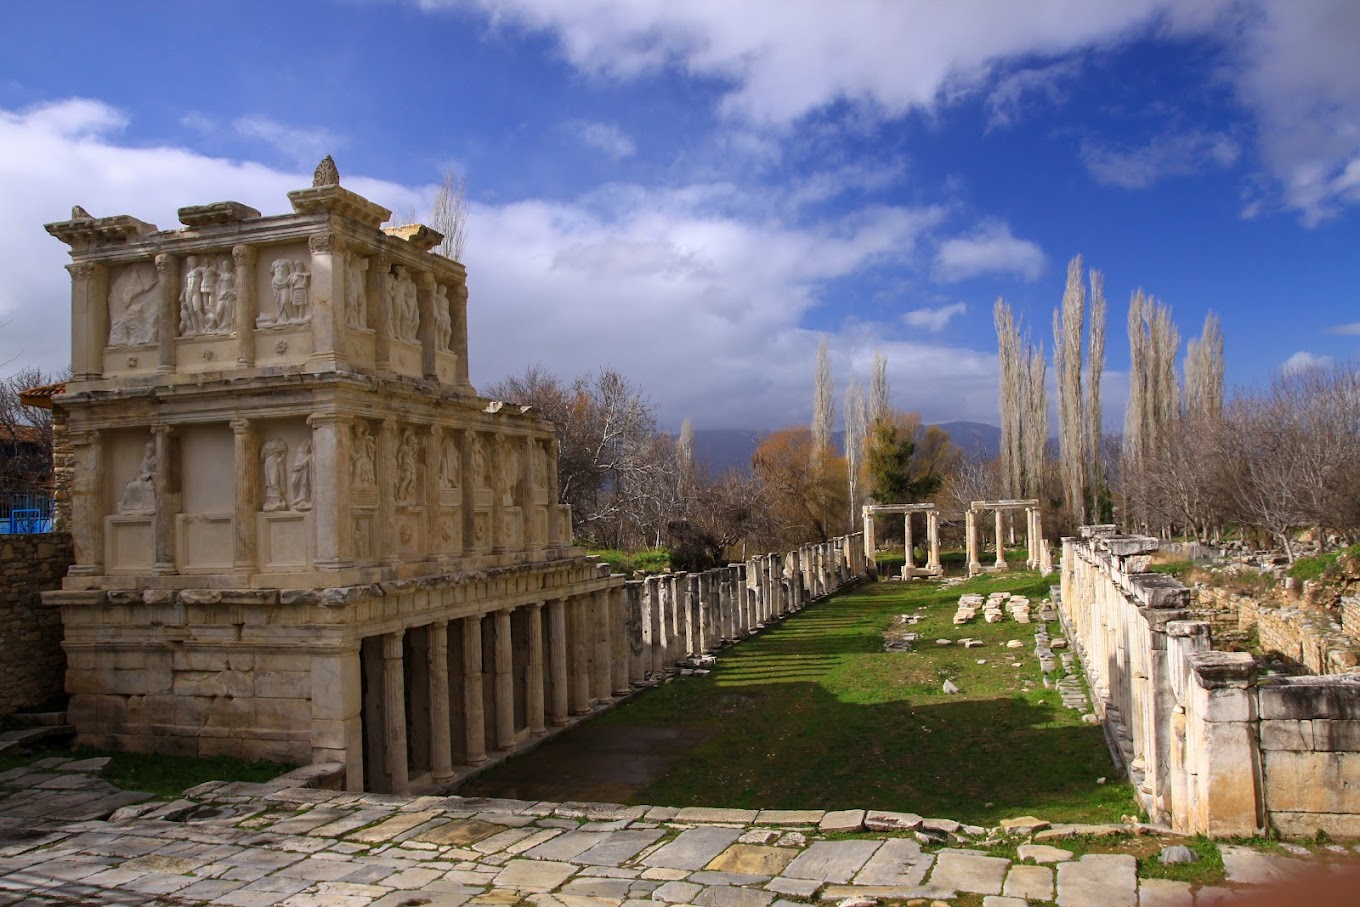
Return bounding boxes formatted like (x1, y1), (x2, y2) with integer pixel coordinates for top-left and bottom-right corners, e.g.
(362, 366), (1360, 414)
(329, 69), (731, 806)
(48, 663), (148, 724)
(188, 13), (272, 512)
(266, 259), (311, 325)
(290, 440), (313, 511)
(396, 429), (420, 504)
(345, 255), (368, 329)
(471, 435), (488, 488)
(433, 284), (453, 350)
(438, 434), (460, 490)
(117, 440), (156, 515)
(180, 255), (236, 336)
(261, 439), (289, 512)
(108, 263), (160, 346)
(352, 422), (376, 486)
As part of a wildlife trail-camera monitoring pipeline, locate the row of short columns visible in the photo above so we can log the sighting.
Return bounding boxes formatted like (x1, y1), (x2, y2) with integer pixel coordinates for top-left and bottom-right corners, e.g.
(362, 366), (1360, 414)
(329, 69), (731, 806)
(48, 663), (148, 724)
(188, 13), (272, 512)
(634, 534), (865, 677)
(966, 502), (1043, 577)
(354, 534), (865, 794)
(359, 587), (629, 794)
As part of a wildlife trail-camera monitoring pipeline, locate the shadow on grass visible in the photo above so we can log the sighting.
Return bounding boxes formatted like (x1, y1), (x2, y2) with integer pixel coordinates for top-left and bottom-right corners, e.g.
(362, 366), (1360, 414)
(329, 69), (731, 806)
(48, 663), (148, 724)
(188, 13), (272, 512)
(463, 573), (1128, 826)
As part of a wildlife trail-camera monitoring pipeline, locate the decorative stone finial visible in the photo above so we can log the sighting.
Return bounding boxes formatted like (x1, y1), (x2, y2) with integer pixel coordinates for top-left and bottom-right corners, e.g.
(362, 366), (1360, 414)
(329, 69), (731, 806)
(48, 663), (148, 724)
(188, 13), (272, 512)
(71, 205), (92, 220)
(313, 155), (340, 188)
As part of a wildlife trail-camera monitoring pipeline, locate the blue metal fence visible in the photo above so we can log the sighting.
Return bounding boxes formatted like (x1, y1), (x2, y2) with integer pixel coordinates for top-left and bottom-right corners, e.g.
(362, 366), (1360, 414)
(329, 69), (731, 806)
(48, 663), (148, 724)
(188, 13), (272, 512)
(0, 492), (54, 534)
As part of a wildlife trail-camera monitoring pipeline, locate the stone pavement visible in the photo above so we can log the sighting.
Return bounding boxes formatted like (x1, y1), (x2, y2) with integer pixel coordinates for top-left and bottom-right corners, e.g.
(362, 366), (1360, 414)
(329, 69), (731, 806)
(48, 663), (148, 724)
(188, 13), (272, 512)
(0, 759), (1345, 906)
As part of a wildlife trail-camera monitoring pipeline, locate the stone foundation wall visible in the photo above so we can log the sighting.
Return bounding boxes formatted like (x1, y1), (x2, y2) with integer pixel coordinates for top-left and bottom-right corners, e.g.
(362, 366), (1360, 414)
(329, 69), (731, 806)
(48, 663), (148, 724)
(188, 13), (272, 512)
(1062, 528), (1360, 838)
(0, 532), (74, 715)
(1194, 585), (1360, 675)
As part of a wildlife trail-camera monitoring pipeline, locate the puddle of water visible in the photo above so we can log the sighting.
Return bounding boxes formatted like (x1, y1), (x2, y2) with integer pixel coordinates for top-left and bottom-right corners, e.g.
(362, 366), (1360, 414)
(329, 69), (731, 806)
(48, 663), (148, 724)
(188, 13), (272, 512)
(459, 725), (714, 803)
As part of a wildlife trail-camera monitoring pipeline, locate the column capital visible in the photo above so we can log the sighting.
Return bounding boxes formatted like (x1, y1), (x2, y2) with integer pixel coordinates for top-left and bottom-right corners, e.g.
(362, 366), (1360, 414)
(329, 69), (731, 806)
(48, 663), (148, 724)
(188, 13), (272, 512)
(414, 269), (436, 290)
(232, 243), (256, 266)
(383, 631), (404, 660)
(66, 260), (104, 280)
(307, 411), (347, 428)
(154, 252), (176, 273)
(229, 417), (252, 434)
(309, 231), (341, 254)
(151, 423), (175, 438)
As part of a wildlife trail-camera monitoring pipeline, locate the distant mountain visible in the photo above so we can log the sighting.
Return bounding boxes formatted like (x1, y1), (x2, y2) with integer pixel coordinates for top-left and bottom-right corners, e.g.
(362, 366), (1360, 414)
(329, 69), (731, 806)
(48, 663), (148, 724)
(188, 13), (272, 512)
(692, 421), (1001, 476)
(934, 421), (1001, 460)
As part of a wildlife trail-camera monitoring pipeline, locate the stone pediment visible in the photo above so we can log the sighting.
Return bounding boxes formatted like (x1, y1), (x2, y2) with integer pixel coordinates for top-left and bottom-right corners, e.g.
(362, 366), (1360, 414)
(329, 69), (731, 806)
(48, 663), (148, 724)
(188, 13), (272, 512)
(177, 201), (263, 227)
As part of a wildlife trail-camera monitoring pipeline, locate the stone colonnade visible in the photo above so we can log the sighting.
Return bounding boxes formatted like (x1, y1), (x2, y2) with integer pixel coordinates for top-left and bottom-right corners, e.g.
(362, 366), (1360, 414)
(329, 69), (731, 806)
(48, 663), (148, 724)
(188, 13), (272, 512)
(354, 533), (864, 794)
(1060, 526), (1360, 838)
(861, 504), (941, 579)
(965, 499), (1046, 577)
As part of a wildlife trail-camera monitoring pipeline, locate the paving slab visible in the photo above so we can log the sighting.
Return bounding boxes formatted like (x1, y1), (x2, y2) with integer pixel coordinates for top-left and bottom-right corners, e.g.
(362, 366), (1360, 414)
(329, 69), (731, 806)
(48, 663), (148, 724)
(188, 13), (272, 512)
(643, 826), (743, 871)
(817, 810), (865, 833)
(651, 880), (702, 903)
(1001, 863), (1053, 900)
(764, 877), (821, 897)
(926, 851), (1010, 895)
(818, 883), (954, 901)
(494, 859), (578, 892)
(1016, 843), (1073, 863)
(1220, 844), (1309, 885)
(1136, 877), (1194, 907)
(706, 844), (798, 876)
(852, 837), (932, 887)
(527, 830), (611, 862)
(981, 898), (1027, 907)
(561, 877), (635, 899)
(574, 829), (666, 866)
(692, 885), (777, 907)
(754, 810), (824, 826)
(1055, 853), (1137, 907)
(782, 840), (881, 883)
(674, 807), (760, 824)
(419, 818), (516, 846)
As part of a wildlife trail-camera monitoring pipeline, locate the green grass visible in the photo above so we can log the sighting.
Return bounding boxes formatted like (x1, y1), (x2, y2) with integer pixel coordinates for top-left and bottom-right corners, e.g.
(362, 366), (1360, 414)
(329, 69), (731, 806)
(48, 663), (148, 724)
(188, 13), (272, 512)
(0, 742), (293, 799)
(1288, 543), (1360, 582)
(589, 547), (672, 575)
(1149, 560), (1195, 581)
(475, 569), (1132, 826)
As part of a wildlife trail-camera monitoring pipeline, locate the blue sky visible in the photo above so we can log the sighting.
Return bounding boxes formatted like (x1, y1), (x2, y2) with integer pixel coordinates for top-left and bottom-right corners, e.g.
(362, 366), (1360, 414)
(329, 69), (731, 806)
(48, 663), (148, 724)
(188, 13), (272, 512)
(1, 0), (1357, 429)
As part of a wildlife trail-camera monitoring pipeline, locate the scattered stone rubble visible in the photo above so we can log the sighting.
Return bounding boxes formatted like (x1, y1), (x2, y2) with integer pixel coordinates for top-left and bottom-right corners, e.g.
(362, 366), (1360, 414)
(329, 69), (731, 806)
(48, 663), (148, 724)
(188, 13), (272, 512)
(0, 759), (1324, 907)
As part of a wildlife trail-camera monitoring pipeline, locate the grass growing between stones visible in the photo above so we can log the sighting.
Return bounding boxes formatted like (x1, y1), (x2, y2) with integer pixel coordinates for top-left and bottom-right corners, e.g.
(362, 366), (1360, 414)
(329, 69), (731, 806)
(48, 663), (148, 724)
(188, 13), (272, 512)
(467, 569), (1134, 826)
(0, 742), (293, 798)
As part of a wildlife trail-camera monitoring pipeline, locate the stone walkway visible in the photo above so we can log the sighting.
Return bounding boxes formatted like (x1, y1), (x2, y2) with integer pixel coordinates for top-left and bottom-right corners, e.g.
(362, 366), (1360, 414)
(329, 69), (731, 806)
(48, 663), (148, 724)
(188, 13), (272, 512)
(0, 759), (1341, 906)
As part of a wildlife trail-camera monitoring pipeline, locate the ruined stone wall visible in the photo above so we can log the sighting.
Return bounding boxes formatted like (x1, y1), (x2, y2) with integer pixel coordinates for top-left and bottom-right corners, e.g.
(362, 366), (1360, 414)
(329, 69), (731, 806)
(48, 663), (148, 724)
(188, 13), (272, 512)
(1061, 529), (1360, 838)
(0, 532), (73, 715)
(1197, 585), (1360, 674)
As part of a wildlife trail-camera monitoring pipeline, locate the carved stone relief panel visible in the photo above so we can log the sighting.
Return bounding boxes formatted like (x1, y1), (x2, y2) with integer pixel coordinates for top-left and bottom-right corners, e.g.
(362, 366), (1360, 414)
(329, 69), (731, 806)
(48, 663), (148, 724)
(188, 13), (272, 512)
(253, 243), (312, 329)
(386, 266), (420, 342)
(259, 422), (314, 514)
(179, 254), (237, 337)
(395, 428), (423, 506)
(350, 420), (378, 507)
(433, 284), (453, 350)
(106, 261), (160, 347)
(344, 254), (369, 330)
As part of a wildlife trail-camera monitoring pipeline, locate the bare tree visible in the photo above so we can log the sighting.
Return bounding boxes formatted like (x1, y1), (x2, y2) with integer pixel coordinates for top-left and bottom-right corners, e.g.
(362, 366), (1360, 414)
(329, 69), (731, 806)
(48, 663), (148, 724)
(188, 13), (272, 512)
(844, 377), (867, 529)
(1122, 290), (1181, 533)
(1184, 312), (1224, 425)
(0, 366), (64, 494)
(1022, 340), (1048, 500)
(869, 348), (890, 427)
(1053, 254), (1086, 523)
(994, 298), (1023, 498)
(430, 168), (469, 262)
(1085, 268), (1107, 522)
(812, 336), (834, 454)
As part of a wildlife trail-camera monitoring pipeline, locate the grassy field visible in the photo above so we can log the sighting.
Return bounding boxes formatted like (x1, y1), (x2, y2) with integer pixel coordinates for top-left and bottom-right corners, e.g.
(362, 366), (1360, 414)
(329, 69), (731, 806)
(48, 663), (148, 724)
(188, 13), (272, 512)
(468, 569), (1134, 826)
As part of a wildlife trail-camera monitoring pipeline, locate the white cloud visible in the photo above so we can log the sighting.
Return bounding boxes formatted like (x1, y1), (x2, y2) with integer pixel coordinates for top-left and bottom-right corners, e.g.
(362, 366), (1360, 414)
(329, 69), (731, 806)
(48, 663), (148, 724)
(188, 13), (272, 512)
(986, 59), (1081, 128)
(1328, 321), (1360, 335)
(903, 302), (966, 333)
(0, 97), (1007, 429)
(933, 221), (1044, 283)
(1282, 350), (1334, 374)
(1082, 129), (1240, 190)
(566, 120), (637, 158)
(431, 0), (1360, 220)
(232, 115), (345, 166)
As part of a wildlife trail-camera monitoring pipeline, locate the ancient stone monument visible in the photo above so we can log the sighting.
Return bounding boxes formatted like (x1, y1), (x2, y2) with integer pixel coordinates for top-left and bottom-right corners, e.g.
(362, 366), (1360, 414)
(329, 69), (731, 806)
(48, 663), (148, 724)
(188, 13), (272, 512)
(41, 160), (620, 793)
(965, 499), (1047, 576)
(862, 503), (942, 578)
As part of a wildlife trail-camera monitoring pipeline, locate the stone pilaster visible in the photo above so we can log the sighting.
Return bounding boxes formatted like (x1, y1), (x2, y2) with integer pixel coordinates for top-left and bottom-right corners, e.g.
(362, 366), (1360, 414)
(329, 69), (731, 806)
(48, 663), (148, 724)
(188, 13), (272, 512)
(571, 595), (592, 714)
(425, 425), (442, 560)
(309, 412), (349, 569)
(461, 615), (486, 764)
(232, 244), (256, 366)
(154, 253), (178, 372)
(67, 261), (108, 380)
(369, 255), (392, 370)
(230, 418), (259, 571)
(545, 437), (562, 546)
(382, 631), (409, 794)
(151, 424), (177, 574)
(452, 283), (470, 389)
(307, 231), (345, 371)
(378, 420), (398, 566)
(416, 270), (437, 380)
(492, 433), (507, 554)
(67, 430), (104, 575)
(428, 621), (454, 783)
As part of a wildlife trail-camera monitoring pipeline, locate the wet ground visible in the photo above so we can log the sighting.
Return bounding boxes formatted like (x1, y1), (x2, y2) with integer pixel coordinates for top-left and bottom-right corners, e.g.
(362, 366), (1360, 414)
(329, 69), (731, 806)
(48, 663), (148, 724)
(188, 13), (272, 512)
(459, 725), (714, 803)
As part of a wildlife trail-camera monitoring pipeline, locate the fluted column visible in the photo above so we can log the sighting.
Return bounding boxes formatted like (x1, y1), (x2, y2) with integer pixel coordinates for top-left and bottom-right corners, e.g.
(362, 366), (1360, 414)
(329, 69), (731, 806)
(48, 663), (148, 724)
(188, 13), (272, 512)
(461, 615), (486, 764)
(966, 509), (982, 575)
(626, 581), (646, 684)
(548, 599), (569, 725)
(415, 270), (437, 379)
(927, 510), (941, 572)
(452, 283), (470, 390)
(645, 576), (664, 672)
(494, 609), (515, 749)
(154, 253), (178, 372)
(369, 255), (392, 369)
(570, 596), (592, 714)
(592, 589), (611, 700)
(545, 437), (562, 547)
(527, 604), (546, 735)
(67, 261), (108, 380)
(491, 433), (508, 554)
(307, 231), (345, 371)
(232, 244), (256, 366)
(428, 621), (453, 783)
(151, 424), (176, 574)
(994, 508), (1006, 569)
(382, 631), (410, 794)
(611, 585), (630, 694)
(426, 424), (443, 559)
